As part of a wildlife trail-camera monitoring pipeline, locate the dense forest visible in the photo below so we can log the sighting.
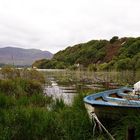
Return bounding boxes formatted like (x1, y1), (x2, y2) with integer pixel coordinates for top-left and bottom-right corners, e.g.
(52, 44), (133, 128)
(33, 36), (140, 71)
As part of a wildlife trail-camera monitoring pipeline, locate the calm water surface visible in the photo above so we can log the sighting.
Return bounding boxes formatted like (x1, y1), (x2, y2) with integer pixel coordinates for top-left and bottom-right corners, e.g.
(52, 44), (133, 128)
(42, 69), (140, 104)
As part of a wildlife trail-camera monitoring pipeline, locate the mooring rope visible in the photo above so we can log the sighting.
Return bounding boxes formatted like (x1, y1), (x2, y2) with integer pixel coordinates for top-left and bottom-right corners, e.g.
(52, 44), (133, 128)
(91, 113), (96, 137)
(90, 112), (115, 140)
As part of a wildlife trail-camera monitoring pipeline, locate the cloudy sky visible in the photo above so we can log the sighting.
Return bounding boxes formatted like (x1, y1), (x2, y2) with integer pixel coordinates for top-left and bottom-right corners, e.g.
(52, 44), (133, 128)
(0, 0), (139, 53)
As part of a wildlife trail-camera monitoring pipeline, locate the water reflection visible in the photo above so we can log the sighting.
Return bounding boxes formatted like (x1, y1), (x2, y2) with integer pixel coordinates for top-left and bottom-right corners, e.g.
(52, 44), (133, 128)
(44, 78), (76, 105)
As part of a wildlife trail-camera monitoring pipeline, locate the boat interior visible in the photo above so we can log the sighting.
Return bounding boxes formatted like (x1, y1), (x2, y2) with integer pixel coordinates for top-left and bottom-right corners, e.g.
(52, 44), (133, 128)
(84, 87), (140, 107)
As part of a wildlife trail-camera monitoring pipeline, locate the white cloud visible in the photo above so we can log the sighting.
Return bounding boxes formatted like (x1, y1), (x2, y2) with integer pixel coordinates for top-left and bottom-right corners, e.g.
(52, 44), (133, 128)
(0, 0), (139, 53)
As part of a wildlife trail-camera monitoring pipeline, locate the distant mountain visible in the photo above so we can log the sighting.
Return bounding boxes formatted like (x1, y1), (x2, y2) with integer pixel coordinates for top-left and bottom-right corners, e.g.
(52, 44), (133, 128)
(0, 47), (53, 66)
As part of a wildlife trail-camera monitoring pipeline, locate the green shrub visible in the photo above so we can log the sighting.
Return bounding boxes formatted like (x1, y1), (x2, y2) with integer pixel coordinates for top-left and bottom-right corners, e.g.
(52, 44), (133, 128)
(26, 69), (45, 84)
(16, 96), (29, 106)
(115, 58), (133, 70)
(110, 36), (119, 43)
(30, 94), (52, 107)
(88, 64), (97, 71)
(51, 98), (66, 111)
(24, 80), (43, 96)
(1, 65), (15, 79)
(0, 93), (15, 108)
(0, 80), (16, 96)
(98, 63), (109, 71)
(0, 78), (43, 97)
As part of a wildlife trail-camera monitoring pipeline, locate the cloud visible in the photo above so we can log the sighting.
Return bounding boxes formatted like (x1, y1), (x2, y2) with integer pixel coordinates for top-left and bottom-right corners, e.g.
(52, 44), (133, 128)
(0, 0), (139, 53)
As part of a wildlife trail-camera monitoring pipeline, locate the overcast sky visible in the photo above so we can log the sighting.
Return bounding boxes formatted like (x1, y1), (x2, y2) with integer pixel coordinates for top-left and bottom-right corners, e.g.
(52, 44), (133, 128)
(0, 0), (139, 53)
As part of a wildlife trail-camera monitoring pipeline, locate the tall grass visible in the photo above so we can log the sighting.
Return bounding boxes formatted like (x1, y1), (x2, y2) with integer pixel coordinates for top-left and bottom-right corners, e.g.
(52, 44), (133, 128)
(0, 91), (93, 140)
(1, 67), (140, 139)
(0, 108), (63, 140)
(0, 67), (93, 140)
(110, 111), (140, 140)
(54, 93), (93, 140)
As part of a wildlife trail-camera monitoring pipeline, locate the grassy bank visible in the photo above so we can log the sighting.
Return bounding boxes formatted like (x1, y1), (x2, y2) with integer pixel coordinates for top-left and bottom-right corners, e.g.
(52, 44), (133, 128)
(0, 83), (93, 140)
(0, 66), (140, 140)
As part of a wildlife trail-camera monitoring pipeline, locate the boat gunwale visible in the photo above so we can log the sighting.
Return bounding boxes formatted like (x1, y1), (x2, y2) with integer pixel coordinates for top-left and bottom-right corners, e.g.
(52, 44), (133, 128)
(84, 102), (140, 109)
(84, 87), (140, 108)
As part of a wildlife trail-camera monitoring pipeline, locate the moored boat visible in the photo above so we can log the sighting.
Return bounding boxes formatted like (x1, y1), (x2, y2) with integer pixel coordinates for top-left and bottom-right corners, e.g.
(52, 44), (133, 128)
(84, 87), (140, 119)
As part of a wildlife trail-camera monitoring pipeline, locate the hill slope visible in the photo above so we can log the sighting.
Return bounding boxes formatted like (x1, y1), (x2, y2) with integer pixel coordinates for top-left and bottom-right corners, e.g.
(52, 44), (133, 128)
(0, 47), (53, 66)
(33, 37), (140, 70)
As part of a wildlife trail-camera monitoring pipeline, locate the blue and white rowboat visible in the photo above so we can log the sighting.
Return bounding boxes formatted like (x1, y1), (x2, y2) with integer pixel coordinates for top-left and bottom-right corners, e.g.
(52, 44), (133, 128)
(84, 87), (140, 118)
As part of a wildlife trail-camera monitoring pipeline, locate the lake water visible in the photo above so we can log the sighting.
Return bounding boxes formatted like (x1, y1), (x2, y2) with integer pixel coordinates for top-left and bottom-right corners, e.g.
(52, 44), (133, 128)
(44, 78), (76, 104)
(43, 69), (140, 104)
